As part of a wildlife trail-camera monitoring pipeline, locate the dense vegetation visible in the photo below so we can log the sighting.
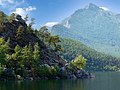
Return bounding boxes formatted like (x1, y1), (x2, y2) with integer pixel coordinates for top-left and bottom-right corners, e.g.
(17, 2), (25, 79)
(0, 11), (88, 80)
(34, 26), (63, 52)
(59, 38), (120, 71)
(0, 38), (40, 79)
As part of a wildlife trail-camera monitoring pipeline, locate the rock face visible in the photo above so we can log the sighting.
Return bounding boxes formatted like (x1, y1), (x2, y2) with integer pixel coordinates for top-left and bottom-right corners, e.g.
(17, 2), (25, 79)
(51, 3), (120, 57)
(58, 64), (94, 79)
(0, 17), (66, 67)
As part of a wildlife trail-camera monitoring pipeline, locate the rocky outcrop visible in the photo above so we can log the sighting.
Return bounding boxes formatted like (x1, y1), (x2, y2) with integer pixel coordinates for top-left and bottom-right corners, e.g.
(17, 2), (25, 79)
(58, 64), (94, 79)
(0, 16), (66, 67)
(0, 13), (93, 80)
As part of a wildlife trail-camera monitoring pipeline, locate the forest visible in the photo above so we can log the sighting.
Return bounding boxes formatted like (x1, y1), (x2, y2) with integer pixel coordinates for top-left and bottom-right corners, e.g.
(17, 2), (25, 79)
(0, 11), (89, 80)
(59, 38), (120, 71)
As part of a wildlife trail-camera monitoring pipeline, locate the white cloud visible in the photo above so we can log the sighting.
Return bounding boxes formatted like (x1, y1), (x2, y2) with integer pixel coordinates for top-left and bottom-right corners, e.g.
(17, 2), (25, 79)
(26, 6), (36, 12)
(13, 8), (27, 18)
(100, 7), (109, 11)
(12, 6), (37, 18)
(0, 0), (25, 10)
(44, 22), (58, 27)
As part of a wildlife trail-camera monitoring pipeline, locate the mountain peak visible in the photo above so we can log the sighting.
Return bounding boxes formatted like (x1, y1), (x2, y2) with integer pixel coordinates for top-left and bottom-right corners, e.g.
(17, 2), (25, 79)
(51, 3), (120, 57)
(87, 3), (100, 10)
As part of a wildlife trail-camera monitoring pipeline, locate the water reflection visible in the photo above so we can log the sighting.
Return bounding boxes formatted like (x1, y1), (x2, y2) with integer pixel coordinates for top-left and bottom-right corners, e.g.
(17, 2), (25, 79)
(0, 80), (86, 90)
(1, 72), (120, 90)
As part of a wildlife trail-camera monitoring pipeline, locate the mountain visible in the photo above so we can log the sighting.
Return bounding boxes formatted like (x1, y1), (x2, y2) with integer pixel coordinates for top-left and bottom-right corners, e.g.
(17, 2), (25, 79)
(60, 38), (120, 71)
(51, 3), (120, 57)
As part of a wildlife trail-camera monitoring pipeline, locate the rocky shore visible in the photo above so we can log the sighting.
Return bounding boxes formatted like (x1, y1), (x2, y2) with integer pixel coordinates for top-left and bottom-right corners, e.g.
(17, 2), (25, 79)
(0, 64), (94, 81)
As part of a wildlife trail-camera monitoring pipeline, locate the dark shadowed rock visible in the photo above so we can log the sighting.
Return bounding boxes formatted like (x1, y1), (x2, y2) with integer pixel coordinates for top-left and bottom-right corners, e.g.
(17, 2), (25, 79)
(0, 15), (66, 67)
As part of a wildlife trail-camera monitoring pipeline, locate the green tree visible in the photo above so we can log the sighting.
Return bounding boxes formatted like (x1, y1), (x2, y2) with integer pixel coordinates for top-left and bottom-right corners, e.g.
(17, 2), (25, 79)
(12, 45), (22, 66)
(15, 25), (25, 42)
(21, 43), (40, 79)
(71, 55), (87, 69)
(0, 63), (2, 75)
(0, 11), (5, 31)
(38, 26), (50, 41)
(7, 45), (23, 74)
(0, 38), (9, 65)
(48, 35), (61, 49)
(27, 18), (35, 34)
(33, 43), (40, 62)
(8, 13), (15, 23)
(22, 45), (32, 65)
(54, 44), (63, 52)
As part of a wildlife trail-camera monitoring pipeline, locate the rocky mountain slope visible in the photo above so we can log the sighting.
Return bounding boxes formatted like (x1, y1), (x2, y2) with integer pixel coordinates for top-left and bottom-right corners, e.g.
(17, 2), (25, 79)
(51, 3), (120, 57)
(0, 11), (66, 67)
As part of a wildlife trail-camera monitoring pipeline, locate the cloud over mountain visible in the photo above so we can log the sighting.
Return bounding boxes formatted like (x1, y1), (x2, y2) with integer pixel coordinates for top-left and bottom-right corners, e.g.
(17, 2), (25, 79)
(12, 6), (37, 18)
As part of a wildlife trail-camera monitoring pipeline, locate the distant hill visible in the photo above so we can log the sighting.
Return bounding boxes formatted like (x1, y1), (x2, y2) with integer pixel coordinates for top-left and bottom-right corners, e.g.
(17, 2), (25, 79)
(51, 3), (120, 57)
(60, 38), (120, 71)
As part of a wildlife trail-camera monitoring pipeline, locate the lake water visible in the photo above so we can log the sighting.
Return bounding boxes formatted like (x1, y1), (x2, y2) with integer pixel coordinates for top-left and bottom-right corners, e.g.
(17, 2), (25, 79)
(0, 72), (120, 90)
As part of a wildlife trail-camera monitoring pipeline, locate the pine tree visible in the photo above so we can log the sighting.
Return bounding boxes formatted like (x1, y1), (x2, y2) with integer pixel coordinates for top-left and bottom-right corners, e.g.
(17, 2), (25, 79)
(12, 45), (22, 62)
(0, 38), (9, 65)
(38, 26), (49, 41)
(33, 43), (40, 62)
(48, 35), (61, 50)
(54, 44), (63, 52)
(15, 25), (24, 42)
(8, 13), (15, 23)
(0, 12), (5, 31)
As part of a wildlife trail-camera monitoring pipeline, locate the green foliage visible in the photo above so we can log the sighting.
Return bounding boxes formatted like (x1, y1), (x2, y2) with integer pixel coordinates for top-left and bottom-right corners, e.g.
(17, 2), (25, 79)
(0, 12), (5, 32)
(0, 38), (9, 65)
(13, 45), (22, 61)
(22, 43), (34, 67)
(60, 38), (120, 71)
(48, 35), (61, 48)
(0, 63), (2, 75)
(15, 25), (25, 42)
(49, 66), (59, 77)
(54, 44), (63, 52)
(6, 45), (23, 68)
(34, 27), (62, 52)
(37, 26), (50, 41)
(0, 38), (40, 77)
(37, 65), (50, 77)
(36, 65), (59, 78)
(27, 18), (35, 34)
(8, 13), (15, 23)
(71, 55), (86, 69)
(33, 43), (40, 62)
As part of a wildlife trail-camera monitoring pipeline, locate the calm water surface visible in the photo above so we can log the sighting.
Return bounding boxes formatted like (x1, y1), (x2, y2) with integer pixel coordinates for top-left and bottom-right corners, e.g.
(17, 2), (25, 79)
(0, 72), (120, 90)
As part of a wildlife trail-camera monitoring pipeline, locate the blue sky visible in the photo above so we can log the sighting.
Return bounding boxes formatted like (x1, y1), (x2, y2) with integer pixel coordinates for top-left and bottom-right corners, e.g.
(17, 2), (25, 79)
(0, 0), (120, 29)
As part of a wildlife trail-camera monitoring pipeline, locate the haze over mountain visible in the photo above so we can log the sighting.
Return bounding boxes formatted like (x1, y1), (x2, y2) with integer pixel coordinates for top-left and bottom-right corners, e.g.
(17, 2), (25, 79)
(51, 3), (120, 57)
